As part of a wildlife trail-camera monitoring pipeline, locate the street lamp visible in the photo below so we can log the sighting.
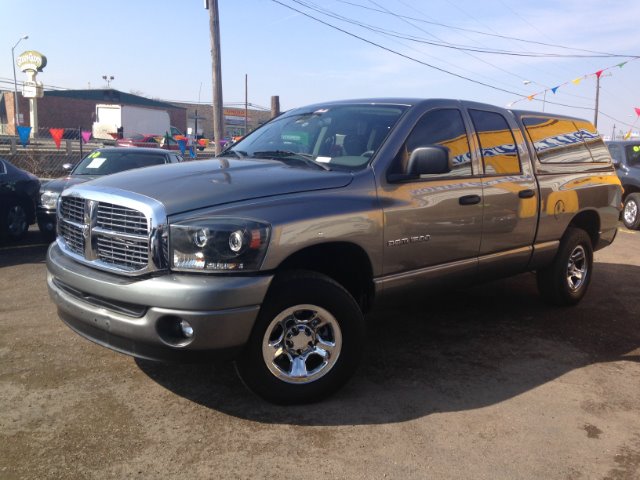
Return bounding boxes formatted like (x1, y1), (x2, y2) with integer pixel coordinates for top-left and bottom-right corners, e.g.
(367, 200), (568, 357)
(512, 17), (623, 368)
(102, 75), (114, 88)
(11, 34), (28, 129)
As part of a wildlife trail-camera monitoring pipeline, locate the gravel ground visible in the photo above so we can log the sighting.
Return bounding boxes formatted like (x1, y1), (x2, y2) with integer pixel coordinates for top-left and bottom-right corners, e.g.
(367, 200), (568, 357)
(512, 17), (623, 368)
(0, 226), (638, 479)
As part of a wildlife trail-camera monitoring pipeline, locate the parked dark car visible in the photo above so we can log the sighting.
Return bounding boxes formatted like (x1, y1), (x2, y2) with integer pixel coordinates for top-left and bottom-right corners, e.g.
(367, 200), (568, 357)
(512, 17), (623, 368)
(37, 147), (183, 239)
(0, 157), (40, 241)
(606, 140), (640, 229)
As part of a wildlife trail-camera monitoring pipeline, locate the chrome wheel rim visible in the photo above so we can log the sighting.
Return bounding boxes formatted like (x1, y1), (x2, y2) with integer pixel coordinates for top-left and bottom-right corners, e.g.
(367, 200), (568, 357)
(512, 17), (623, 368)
(262, 304), (342, 384)
(623, 199), (638, 226)
(566, 245), (587, 291)
(7, 205), (27, 237)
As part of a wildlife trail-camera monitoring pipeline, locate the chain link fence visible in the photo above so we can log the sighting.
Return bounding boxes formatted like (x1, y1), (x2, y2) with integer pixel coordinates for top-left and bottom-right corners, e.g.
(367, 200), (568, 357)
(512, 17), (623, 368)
(0, 127), (215, 179)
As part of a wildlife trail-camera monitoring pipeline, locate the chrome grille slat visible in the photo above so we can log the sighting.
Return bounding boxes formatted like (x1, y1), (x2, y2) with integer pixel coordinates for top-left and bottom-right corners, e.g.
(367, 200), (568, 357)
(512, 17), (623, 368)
(58, 221), (84, 255)
(60, 197), (85, 223)
(97, 202), (148, 235)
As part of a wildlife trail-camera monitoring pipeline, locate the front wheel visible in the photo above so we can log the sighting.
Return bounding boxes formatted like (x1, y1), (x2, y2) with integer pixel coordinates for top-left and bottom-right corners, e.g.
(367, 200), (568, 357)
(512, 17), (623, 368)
(236, 270), (365, 404)
(1, 199), (29, 241)
(622, 193), (640, 230)
(537, 227), (593, 306)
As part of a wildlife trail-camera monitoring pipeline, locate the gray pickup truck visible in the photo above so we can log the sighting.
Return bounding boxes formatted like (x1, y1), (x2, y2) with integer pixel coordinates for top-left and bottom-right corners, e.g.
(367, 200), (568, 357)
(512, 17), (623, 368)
(46, 99), (622, 404)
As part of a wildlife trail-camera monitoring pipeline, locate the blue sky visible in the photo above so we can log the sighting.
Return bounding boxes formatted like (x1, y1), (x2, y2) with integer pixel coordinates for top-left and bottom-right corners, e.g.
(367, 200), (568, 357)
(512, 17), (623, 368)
(2, 0), (639, 138)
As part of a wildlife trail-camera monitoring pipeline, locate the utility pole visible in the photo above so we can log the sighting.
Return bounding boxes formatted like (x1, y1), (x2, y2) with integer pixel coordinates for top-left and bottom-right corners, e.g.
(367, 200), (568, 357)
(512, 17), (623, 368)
(244, 74), (248, 136)
(271, 95), (280, 119)
(207, 0), (224, 155)
(594, 74), (600, 128)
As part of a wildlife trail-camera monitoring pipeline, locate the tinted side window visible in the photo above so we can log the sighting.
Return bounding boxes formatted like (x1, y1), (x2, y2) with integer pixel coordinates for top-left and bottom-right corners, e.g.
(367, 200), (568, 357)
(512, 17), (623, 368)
(469, 109), (521, 175)
(0, 160), (6, 175)
(522, 117), (592, 163)
(573, 120), (610, 163)
(394, 108), (472, 177)
(607, 144), (623, 163)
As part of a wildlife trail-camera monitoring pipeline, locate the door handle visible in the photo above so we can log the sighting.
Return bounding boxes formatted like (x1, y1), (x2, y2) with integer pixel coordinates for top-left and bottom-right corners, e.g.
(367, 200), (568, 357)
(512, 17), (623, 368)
(459, 194), (481, 205)
(518, 189), (535, 199)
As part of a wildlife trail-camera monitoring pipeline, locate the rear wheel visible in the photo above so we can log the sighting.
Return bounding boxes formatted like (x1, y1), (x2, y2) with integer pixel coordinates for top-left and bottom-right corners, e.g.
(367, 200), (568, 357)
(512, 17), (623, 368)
(236, 270), (365, 404)
(622, 193), (640, 230)
(537, 227), (593, 306)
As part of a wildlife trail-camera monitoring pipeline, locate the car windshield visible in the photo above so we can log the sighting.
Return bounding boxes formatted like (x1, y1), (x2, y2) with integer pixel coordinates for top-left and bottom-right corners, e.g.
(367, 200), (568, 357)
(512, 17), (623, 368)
(72, 150), (167, 176)
(225, 103), (409, 170)
(624, 144), (640, 166)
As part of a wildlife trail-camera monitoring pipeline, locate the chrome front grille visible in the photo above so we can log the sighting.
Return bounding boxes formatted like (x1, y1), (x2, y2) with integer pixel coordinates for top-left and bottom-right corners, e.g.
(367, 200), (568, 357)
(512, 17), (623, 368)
(58, 193), (165, 276)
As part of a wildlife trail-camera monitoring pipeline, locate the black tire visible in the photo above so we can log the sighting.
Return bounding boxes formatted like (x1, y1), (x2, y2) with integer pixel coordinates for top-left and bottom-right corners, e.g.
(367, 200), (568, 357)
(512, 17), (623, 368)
(537, 227), (593, 306)
(0, 199), (29, 241)
(622, 193), (640, 230)
(236, 270), (365, 405)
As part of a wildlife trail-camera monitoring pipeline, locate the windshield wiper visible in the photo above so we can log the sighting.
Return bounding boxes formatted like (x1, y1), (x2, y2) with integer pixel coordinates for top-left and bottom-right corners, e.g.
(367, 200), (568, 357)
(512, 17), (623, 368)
(252, 150), (330, 170)
(218, 149), (247, 158)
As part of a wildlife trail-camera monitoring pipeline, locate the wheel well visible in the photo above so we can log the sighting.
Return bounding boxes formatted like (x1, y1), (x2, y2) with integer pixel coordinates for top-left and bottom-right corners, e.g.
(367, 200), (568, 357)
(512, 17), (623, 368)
(276, 242), (375, 313)
(622, 184), (640, 201)
(568, 210), (600, 247)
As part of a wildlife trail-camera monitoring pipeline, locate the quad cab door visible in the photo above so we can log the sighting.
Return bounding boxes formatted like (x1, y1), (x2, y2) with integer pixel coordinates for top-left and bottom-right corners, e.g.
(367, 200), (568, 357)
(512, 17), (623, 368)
(465, 104), (538, 277)
(377, 104), (484, 291)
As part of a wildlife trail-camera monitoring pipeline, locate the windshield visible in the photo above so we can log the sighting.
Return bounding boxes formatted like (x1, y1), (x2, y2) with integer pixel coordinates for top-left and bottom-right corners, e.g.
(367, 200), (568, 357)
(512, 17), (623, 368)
(72, 150), (167, 176)
(226, 103), (408, 170)
(624, 144), (640, 166)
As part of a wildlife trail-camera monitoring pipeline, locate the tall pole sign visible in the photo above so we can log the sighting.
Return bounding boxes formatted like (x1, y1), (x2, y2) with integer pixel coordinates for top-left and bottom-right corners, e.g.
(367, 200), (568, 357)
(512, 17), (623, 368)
(16, 50), (46, 138)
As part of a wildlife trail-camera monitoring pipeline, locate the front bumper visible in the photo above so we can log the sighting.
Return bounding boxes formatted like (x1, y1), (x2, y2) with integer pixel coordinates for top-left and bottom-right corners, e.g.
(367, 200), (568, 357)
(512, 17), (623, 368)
(47, 242), (273, 362)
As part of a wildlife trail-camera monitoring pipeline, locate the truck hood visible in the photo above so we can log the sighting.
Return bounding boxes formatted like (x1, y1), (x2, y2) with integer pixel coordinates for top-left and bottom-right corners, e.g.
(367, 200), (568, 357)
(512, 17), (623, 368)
(42, 175), (100, 194)
(70, 158), (354, 215)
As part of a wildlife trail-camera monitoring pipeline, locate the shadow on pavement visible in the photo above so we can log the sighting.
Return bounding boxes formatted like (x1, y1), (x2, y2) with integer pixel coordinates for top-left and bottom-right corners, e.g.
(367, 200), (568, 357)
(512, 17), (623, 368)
(137, 261), (640, 426)
(0, 228), (51, 268)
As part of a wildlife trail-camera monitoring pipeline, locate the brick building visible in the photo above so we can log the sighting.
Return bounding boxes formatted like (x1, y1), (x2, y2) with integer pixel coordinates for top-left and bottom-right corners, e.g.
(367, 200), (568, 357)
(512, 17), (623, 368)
(0, 89), (186, 137)
(1, 89), (274, 141)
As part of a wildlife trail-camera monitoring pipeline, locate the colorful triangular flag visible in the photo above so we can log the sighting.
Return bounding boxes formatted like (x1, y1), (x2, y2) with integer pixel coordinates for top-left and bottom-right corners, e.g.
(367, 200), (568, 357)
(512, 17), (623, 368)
(49, 128), (64, 149)
(17, 126), (31, 147)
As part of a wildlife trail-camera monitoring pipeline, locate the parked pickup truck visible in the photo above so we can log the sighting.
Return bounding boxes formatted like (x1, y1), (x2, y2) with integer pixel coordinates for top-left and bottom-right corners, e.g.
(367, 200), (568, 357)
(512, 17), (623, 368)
(605, 140), (640, 229)
(46, 99), (622, 404)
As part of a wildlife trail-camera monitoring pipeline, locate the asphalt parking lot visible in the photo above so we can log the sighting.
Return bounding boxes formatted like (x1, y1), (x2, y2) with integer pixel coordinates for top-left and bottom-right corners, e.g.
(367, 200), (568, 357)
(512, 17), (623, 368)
(1, 226), (638, 479)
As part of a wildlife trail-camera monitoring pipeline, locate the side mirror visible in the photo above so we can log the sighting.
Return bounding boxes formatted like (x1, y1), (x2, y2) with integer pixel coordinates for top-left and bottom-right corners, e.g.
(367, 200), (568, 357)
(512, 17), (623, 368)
(407, 146), (450, 176)
(62, 163), (74, 172)
(611, 158), (620, 168)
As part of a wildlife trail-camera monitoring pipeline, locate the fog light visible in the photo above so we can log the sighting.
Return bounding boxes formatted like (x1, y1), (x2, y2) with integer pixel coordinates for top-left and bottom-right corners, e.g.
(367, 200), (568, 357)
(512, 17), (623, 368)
(180, 319), (194, 338)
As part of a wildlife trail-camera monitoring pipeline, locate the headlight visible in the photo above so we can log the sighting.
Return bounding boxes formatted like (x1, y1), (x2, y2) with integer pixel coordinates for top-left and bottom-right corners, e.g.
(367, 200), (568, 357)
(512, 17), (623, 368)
(170, 218), (270, 272)
(40, 191), (60, 210)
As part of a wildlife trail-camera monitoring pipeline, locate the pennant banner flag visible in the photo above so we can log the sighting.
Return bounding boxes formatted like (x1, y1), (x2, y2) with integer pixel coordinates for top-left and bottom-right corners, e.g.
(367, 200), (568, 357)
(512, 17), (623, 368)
(17, 126), (31, 147)
(177, 139), (186, 155)
(81, 130), (91, 144)
(551, 86), (559, 94)
(635, 107), (640, 117)
(595, 70), (604, 78)
(571, 77), (582, 85)
(49, 128), (64, 149)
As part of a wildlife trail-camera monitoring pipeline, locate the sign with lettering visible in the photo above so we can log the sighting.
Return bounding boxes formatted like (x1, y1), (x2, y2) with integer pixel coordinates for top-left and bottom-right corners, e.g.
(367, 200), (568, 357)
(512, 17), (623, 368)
(16, 50), (47, 72)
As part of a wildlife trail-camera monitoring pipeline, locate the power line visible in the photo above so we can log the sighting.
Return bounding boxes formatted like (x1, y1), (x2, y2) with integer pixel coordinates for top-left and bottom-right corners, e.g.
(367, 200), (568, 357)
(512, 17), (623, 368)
(289, 0), (637, 58)
(336, 0), (638, 57)
(270, 0), (594, 112)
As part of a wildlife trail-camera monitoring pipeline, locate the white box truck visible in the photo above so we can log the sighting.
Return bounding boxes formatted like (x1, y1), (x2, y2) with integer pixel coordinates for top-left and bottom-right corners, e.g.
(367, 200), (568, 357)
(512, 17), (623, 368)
(92, 104), (171, 140)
